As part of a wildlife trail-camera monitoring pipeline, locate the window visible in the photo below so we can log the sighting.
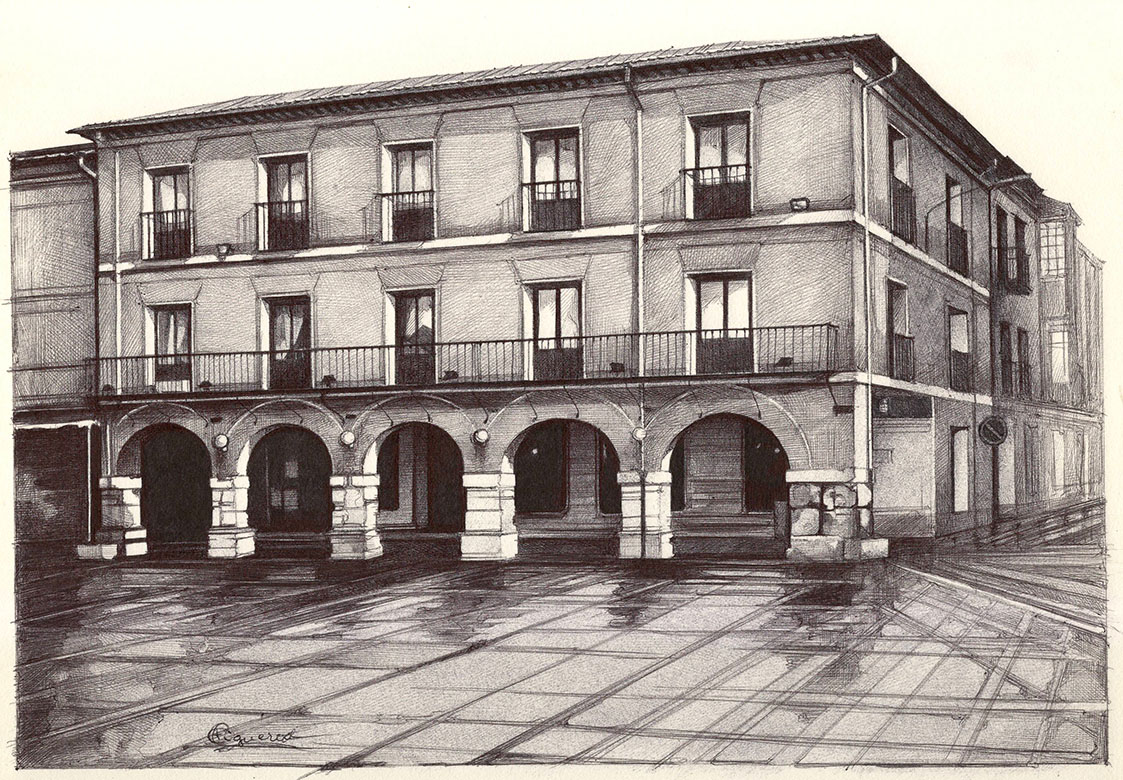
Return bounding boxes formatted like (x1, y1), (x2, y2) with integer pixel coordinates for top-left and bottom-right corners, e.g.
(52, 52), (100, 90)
(531, 282), (582, 381)
(1012, 216), (1030, 292)
(1050, 328), (1069, 384)
(888, 125), (915, 243)
(951, 427), (970, 512)
(947, 308), (970, 392)
(687, 114), (750, 220)
(696, 274), (752, 374)
(887, 281), (913, 381)
(525, 129), (581, 231)
(1024, 425), (1040, 498)
(258, 155), (309, 250)
(945, 177), (968, 276)
(267, 296), (311, 389)
(1052, 430), (1065, 495)
(1017, 328), (1032, 396)
(514, 422), (567, 513)
(376, 430), (400, 511)
(999, 322), (1013, 395)
(143, 167), (192, 260)
(393, 290), (435, 385)
(596, 432), (621, 515)
(1040, 222), (1065, 276)
(385, 144), (434, 241)
(152, 305), (191, 383)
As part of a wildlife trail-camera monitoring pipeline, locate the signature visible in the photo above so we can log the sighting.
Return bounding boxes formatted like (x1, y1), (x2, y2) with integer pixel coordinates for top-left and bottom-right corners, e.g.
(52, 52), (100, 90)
(207, 722), (301, 751)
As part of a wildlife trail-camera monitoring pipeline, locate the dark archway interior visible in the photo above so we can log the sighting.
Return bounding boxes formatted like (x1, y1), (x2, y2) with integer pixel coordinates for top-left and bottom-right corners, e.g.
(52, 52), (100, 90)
(376, 423), (465, 532)
(513, 420), (621, 515)
(140, 426), (211, 552)
(247, 427), (332, 534)
(670, 413), (789, 513)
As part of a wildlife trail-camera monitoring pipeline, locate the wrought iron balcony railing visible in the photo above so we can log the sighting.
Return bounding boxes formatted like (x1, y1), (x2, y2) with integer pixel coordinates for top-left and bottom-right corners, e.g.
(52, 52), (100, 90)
(94, 323), (843, 398)
(947, 222), (969, 276)
(382, 190), (434, 242)
(522, 180), (581, 232)
(889, 333), (915, 381)
(683, 164), (751, 220)
(950, 349), (973, 393)
(256, 200), (309, 251)
(890, 178), (916, 244)
(141, 209), (193, 260)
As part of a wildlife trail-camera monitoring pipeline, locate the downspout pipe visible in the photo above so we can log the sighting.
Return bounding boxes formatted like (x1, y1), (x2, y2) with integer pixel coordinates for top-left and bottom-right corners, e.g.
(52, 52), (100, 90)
(624, 64), (648, 557)
(858, 56), (899, 511)
(76, 150), (99, 545)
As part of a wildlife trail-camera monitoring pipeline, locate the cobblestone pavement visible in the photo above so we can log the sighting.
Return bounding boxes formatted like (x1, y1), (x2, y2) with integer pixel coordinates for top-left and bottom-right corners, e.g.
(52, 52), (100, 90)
(15, 549), (1106, 768)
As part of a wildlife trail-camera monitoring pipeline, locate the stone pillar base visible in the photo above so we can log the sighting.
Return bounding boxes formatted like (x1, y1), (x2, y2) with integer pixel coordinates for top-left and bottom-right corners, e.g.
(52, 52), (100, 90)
(618, 470), (674, 559)
(89, 526), (147, 558)
(330, 528), (384, 559)
(461, 531), (518, 561)
(619, 530), (673, 559)
(208, 527), (256, 558)
(461, 472), (518, 561)
(76, 542), (127, 560)
(785, 480), (887, 562)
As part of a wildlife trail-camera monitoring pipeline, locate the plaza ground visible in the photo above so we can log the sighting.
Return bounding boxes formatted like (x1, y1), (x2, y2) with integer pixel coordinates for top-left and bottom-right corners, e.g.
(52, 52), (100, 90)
(15, 536), (1106, 768)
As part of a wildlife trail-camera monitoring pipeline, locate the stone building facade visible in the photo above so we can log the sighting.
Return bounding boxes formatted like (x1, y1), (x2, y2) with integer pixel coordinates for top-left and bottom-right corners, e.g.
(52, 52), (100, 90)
(11, 35), (1104, 563)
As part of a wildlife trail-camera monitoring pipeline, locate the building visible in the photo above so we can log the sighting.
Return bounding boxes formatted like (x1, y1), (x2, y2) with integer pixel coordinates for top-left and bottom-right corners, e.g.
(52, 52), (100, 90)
(9, 34), (1104, 563)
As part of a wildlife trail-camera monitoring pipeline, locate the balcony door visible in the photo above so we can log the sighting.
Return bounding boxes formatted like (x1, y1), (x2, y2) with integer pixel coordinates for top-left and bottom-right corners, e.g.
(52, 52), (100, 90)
(887, 281), (913, 380)
(148, 168), (191, 260)
(388, 145), (434, 241)
(153, 305), (192, 390)
(696, 274), (752, 374)
(268, 296), (311, 390)
(394, 290), (435, 385)
(262, 156), (308, 250)
(527, 130), (581, 231)
(532, 283), (582, 381)
(690, 115), (750, 220)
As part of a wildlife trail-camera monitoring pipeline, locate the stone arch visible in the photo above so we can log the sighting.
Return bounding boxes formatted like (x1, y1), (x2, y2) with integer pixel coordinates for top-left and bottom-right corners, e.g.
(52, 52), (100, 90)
(489, 390), (638, 470)
(227, 399), (345, 476)
(354, 394), (478, 475)
(114, 419), (213, 476)
(645, 386), (811, 471)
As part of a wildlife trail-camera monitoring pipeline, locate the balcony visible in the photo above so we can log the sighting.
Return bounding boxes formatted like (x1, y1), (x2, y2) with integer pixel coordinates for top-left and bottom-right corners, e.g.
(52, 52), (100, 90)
(141, 210), (193, 260)
(94, 323), (843, 399)
(950, 349), (973, 393)
(382, 190), (434, 242)
(947, 222), (969, 276)
(683, 164), (750, 220)
(256, 200), (309, 251)
(888, 333), (915, 381)
(523, 180), (581, 232)
(890, 178), (916, 244)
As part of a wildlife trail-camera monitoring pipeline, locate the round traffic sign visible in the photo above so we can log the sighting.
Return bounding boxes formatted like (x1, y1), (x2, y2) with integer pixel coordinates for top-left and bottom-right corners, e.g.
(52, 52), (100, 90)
(978, 415), (1008, 446)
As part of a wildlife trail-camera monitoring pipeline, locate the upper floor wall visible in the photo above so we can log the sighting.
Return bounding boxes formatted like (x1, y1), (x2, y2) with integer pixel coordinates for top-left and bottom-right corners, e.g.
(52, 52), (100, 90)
(92, 62), (859, 262)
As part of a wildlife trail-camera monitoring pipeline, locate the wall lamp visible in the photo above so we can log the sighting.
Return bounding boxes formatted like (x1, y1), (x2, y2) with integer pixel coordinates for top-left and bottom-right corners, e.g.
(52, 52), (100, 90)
(631, 426), (647, 442)
(789, 197), (810, 212)
(472, 428), (490, 446)
(339, 430), (356, 448)
(213, 433), (229, 452)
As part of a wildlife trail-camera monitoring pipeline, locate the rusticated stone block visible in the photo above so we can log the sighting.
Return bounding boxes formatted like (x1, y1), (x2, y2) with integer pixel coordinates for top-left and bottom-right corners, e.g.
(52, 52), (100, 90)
(822, 508), (859, 539)
(787, 535), (844, 562)
(791, 507), (821, 536)
(789, 483), (820, 508)
(823, 484), (857, 510)
(857, 508), (873, 537)
(855, 483), (873, 508)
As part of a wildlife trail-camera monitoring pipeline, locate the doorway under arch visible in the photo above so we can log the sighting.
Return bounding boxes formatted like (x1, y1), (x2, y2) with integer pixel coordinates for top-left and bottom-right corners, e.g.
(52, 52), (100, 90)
(140, 425), (212, 556)
(247, 426), (332, 557)
(510, 419), (622, 558)
(666, 413), (789, 558)
(375, 422), (465, 535)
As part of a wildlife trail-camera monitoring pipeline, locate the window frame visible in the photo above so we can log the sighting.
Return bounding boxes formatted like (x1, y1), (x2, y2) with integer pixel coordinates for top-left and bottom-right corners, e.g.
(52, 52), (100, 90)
(530, 280), (583, 347)
(694, 272), (753, 334)
(950, 426), (970, 513)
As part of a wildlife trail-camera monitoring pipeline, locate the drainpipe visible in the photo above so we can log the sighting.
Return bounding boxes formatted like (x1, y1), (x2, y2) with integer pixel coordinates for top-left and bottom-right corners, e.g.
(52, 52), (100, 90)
(624, 64), (649, 557)
(113, 149), (122, 393)
(77, 150), (100, 544)
(858, 56), (899, 516)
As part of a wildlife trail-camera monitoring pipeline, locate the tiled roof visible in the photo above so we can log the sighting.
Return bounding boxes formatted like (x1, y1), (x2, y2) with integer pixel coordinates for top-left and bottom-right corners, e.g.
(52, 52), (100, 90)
(72, 35), (878, 132)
